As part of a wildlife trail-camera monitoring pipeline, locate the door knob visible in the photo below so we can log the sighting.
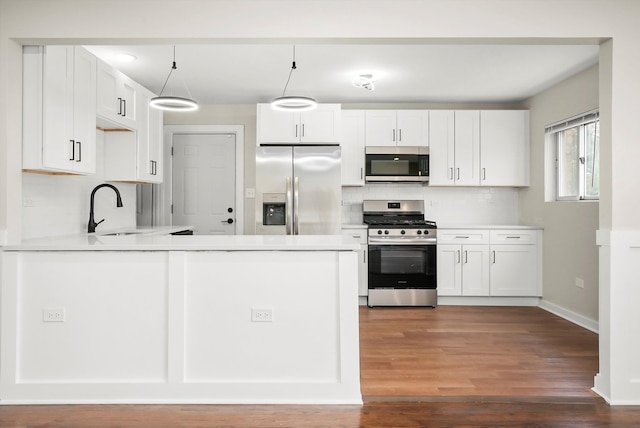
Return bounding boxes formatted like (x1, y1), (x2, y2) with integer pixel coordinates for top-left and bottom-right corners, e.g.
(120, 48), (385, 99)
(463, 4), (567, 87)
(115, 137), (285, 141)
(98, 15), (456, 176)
(221, 218), (234, 224)
(228, 207), (233, 213)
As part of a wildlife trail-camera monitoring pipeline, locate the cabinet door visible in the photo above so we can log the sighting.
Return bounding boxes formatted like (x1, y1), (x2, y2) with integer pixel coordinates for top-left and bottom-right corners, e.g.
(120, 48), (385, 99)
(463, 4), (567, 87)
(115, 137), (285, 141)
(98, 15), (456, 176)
(461, 245), (490, 296)
(96, 60), (138, 129)
(437, 244), (462, 296)
(71, 46), (97, 174)
(480, 110), (529, 186)
(454, 110), (481, 186)
(41, 46), (75, 171)
(490, 244), (537, 296)
(341, 110), (365, 186)
(364, 110), (397, 146)
(396, 110), (428, 146)
(147, 97), (164, 182)
(428, 110), (455, 185)
(256, 104), (299, 144)
(300, 104), (341, 143)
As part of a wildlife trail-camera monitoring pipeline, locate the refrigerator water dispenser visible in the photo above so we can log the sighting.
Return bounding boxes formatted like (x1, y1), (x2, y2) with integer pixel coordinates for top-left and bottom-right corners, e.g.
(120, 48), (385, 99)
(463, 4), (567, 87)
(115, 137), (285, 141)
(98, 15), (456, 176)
(262, 193), (286, 226)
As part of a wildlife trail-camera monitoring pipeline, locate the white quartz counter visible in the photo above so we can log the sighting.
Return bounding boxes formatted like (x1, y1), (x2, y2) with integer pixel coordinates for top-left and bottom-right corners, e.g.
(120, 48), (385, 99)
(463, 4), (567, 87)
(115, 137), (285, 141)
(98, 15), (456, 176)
(3, 233), (361, 252)
(438, 224), (543, 230)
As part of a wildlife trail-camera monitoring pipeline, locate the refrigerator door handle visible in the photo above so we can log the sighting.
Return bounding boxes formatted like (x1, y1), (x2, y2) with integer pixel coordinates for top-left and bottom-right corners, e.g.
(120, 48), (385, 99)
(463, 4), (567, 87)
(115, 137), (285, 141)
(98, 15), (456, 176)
(293, 176), (300, 235)
(286, 177), (293, 235)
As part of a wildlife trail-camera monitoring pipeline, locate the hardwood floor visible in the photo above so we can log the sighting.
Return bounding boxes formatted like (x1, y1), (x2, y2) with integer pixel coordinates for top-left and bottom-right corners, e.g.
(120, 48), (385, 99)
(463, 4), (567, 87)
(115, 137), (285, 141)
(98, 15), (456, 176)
(2, 306), (640, 427)
(359, 305), (600, 399)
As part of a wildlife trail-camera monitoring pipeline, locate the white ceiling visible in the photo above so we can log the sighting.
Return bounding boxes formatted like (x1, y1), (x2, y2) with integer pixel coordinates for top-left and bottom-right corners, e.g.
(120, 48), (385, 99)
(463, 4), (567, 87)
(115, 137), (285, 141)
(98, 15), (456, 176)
(85, 43), (599, 106)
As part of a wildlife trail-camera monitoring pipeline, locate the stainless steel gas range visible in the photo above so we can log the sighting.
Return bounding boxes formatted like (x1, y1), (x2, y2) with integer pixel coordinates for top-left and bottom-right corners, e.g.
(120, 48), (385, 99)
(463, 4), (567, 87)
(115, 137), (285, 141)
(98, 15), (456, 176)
(363, 200), (437, 307)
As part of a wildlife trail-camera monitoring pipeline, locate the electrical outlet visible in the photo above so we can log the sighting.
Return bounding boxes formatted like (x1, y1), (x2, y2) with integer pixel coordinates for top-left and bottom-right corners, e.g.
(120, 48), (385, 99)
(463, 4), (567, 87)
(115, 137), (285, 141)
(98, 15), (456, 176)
(251, 308), (273, 322)
(245, 188), (256, 198)
(575, 278), (585, 289)
(43, 308), (65, 322)
(23, 198), (36, 207)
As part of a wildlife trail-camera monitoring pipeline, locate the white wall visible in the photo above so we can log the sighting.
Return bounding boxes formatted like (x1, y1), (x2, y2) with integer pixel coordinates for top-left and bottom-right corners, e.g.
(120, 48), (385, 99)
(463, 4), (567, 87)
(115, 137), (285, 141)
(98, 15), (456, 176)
(22, 131), (137, 239)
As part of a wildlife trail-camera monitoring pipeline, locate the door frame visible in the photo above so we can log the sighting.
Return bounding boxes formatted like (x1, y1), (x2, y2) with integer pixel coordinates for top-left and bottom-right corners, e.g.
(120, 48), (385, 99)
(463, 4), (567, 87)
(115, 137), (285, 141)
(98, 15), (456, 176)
(159, 125), (245, 235)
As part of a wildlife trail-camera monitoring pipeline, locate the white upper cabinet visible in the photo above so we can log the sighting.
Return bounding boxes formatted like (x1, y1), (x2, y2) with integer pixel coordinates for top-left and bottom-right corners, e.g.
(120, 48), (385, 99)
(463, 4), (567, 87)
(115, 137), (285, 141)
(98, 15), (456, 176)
(430, 110), (528, 187)
(341, 110), (365, 186)
(23, 45), (97, 175)
(96, 58), (138, 129)
(429, 110), (480, 186)
(364, 110), (428, 147)
(480, 110), (530, 187)
(104, 87), (164, 183)
(256, 103), (341, 144)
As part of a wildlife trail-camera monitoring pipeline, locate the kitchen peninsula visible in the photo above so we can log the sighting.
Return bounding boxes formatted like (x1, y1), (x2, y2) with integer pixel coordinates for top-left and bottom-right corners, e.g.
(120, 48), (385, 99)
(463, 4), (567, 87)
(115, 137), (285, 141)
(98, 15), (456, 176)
(0, 234), (362, 404)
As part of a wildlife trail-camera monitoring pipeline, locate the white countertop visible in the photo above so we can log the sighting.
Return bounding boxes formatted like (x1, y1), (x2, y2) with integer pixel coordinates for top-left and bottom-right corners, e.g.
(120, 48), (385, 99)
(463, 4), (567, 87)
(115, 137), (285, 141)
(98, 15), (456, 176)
(341, 224), (368, 229)
(3, 232), (362, 252)
(438, 224), (543, 230)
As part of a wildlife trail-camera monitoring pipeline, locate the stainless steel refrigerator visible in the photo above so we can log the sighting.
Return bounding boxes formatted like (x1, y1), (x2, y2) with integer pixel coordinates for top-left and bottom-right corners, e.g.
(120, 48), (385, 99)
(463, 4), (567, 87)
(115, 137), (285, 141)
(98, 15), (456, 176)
(255, 145), (341, 235)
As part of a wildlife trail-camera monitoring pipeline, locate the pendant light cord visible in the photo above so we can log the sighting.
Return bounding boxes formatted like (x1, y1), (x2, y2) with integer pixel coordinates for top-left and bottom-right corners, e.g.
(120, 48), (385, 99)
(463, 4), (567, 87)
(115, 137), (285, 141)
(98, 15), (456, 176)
(281, 45), (297, 97)
(159, 46), (178, 97)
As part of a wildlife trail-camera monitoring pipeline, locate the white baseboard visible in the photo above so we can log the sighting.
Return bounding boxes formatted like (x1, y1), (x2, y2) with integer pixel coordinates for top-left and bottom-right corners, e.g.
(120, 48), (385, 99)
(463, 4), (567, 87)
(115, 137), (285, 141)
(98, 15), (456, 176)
(437, 296), (541, 306)
(538, 299), (599, 333)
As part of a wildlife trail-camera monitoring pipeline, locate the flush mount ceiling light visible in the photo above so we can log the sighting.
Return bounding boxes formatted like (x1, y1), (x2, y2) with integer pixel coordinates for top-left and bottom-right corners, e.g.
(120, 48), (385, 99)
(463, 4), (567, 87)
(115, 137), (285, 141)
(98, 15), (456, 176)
(353, 74), (375, 91)
(115, 53), (137, 63)
(150, 46), (198, 112)
(271, 46), (317, 112)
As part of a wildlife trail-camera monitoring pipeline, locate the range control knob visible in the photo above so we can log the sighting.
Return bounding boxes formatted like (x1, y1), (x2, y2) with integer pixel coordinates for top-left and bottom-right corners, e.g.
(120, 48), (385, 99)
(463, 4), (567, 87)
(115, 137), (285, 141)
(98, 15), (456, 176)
(423, 230), (430, 235)
(377, 230), (383, 235)
(417, 230), (422, 235)
(384, 230), (390, 235)
(401, 230), (406, 235)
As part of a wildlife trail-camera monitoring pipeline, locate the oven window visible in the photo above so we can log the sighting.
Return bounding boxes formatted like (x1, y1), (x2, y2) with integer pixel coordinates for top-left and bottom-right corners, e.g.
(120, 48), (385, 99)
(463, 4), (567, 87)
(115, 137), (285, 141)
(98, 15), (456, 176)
(369, 246), (435, 275)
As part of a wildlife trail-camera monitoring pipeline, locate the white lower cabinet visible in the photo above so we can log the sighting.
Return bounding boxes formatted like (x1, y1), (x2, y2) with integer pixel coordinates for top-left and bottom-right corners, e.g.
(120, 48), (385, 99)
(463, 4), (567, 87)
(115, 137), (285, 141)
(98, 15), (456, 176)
(437, 230), (490, 296)
(438, 228), (541, 297)
(342, 227), (368, 296)
(489, 230), (539, 296)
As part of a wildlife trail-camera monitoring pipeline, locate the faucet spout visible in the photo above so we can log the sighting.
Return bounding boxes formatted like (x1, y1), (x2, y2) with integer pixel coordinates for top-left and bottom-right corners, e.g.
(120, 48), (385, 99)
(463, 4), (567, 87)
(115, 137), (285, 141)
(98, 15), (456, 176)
(88, 183), (123, 233)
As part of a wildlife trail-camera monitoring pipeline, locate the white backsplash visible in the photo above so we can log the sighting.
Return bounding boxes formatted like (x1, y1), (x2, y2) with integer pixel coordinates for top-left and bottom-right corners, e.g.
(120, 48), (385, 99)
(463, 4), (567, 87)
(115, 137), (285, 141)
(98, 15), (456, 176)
(22, 131), (137, 240)
(342, 184), (519, 226)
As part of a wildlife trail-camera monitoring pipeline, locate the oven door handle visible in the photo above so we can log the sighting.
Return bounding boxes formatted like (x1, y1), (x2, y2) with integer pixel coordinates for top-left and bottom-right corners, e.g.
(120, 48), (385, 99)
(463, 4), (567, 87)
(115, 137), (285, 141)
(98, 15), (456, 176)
(368, 238), (436, 245)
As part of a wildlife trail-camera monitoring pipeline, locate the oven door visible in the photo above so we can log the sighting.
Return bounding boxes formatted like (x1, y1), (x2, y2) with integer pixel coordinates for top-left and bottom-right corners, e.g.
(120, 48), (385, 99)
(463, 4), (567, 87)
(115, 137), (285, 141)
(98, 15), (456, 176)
(368, 244), (437, 289)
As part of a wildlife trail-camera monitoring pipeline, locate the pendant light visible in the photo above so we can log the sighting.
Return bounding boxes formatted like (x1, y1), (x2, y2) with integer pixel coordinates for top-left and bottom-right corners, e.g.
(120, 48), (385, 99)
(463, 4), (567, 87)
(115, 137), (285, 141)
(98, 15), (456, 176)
(270, 46), (317, 112)
(150, 46), (198, 112)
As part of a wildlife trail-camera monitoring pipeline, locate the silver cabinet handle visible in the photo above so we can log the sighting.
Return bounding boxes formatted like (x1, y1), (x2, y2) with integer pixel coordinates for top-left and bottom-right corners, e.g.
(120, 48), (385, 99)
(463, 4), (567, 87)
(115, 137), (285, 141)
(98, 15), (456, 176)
(360, 167), (363, 180)
(449, 167), (454, 180)
(302, 123), (305, 137)
(482, 167), (486, 180)
(295, 124), (298, 138)
(455, 236), (470, 239)
(69, 140), (75, 161)
(492, 250), (496, 263)
(392, 129), (396, 142)
(456, 250), (461, 264)
(399, 129), (402, 142)
(456, 168), (460, 180)
(506, 236), (521, 239)
(76, 141), (81, 162)
(464, 250), (468, 264)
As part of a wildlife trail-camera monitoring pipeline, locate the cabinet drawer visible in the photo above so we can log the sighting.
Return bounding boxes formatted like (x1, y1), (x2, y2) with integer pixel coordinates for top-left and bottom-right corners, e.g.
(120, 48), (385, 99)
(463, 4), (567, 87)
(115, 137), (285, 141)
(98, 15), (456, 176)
(490, 229), (537, 245)
(341, 228), (368, 244)
(438, 229), (489, 245)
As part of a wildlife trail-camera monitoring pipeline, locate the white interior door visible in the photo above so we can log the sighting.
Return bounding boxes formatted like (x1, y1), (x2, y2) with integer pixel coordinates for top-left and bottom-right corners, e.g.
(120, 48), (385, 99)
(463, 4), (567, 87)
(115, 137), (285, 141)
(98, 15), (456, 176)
(172, 133), (236, 235)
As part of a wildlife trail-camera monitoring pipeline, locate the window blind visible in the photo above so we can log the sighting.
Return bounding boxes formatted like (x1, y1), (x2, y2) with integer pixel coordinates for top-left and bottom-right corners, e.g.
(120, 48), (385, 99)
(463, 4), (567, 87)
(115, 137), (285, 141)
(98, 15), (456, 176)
(545, 109), (599, 134)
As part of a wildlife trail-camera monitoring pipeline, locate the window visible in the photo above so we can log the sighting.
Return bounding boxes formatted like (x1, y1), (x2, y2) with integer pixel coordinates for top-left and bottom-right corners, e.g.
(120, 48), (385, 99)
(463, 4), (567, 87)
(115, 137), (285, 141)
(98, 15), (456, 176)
(546, 110), (599, 201)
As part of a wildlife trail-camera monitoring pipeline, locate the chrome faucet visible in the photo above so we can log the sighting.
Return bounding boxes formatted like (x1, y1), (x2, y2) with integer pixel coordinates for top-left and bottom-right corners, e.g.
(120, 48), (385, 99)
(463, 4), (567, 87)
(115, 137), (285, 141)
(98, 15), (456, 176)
(88, 183), (123, 233)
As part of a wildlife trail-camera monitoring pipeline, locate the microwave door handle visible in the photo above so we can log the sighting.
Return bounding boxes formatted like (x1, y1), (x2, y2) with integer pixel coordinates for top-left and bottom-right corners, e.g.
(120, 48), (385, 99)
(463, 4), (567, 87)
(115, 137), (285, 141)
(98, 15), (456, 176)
(286, 177), (293, 235)
(293, 176), (300, 235)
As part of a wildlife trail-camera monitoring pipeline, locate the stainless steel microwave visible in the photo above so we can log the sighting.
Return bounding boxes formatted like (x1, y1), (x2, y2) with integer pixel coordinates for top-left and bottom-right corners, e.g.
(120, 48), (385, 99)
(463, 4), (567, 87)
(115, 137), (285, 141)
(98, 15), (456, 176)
(365, 147), (429, 182)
